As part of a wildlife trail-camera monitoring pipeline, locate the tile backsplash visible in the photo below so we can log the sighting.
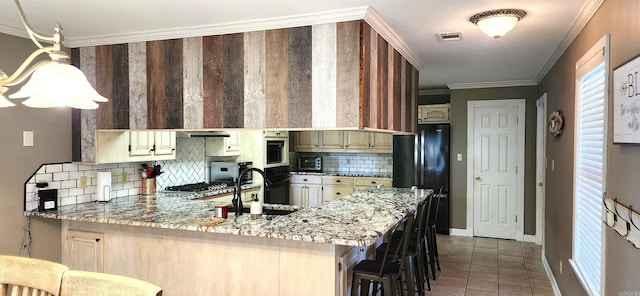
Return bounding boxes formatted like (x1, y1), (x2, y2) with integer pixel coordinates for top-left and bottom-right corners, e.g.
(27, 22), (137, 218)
(154, 138), (207, 189)
(294, 152), (393, 176)
(24, 162), (144, 211)
(24, 138), (208, 211)
(25, 138), (393, 211)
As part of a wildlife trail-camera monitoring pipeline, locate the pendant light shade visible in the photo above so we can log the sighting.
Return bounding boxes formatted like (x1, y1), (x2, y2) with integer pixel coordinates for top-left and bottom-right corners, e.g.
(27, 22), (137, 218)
(0, 88), (16, 107)
(0, 0), (109, 110)
(9, 63), (107, 109)
(470, 9), (526, 40)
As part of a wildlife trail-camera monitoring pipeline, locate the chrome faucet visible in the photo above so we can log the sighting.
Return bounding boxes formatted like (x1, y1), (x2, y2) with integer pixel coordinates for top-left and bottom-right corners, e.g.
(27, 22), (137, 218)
(233, 167), (270, 216)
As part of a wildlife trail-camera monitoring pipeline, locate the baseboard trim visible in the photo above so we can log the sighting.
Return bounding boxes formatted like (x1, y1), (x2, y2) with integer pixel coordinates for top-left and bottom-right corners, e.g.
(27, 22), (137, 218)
(523, 234), (536, 243)
(542, 248), (563, 296)
(449, 228), (473, 236)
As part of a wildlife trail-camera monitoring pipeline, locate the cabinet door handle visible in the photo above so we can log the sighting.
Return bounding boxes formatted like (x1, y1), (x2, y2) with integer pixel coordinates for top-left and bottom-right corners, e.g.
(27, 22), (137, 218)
(371, 181), (377, 184)
(96, 238), (100, 242)
(336, 180), (341, 183)
(303, 179), (308, 182)
(336, 192), (341, 195)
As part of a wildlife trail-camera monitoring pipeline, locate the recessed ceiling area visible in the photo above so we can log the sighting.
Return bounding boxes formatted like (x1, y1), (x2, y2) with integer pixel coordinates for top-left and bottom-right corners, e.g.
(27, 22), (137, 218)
(0, 0), (601, 90)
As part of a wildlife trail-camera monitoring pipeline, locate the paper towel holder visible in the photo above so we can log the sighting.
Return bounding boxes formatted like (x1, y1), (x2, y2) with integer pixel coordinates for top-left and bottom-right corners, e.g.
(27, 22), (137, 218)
(96, 171), (112, 202)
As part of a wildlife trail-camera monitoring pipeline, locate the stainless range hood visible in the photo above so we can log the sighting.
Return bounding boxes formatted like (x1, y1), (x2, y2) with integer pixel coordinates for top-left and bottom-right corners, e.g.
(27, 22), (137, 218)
(176, 130), (231, 138)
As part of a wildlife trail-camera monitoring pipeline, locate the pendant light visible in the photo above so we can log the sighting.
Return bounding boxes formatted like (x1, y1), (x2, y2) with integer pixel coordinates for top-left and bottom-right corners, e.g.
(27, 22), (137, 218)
(0, 0), (108, 109)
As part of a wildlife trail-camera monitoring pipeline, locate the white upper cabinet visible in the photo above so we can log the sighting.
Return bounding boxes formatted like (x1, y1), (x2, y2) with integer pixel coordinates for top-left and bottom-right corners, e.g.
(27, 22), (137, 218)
(294, 131), (392, 153)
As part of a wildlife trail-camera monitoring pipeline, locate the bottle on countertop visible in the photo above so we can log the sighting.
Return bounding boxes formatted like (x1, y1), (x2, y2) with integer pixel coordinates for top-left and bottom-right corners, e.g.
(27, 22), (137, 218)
(250, 194), (262, 219)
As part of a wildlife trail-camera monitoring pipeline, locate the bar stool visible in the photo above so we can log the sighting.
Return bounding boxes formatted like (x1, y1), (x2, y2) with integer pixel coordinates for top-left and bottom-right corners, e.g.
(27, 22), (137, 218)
(375, 196), (431, 295)
(425, 187), (443, 280)
(351, 213), (415, 296)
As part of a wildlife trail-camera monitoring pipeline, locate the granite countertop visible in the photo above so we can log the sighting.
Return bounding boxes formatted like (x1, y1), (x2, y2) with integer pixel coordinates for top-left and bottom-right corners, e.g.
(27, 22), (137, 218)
(26, 187), (431, 246)
(291, 172), (393, 178)
(181, 183), (262, 200)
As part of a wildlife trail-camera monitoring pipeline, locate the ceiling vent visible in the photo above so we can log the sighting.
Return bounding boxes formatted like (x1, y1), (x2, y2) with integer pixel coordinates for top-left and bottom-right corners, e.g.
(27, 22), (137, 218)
(437, 32), (462, 42)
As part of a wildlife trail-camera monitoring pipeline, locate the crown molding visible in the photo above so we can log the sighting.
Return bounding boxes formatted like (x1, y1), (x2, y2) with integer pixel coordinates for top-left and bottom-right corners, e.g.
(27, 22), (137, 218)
(363, 7), (422, 69)
(63, 6), (371, 48)
(447, 79), (537, 90)
(62, 6), (424, 69)
(535, 0), (605, 83)
(0, 24), (29, 39)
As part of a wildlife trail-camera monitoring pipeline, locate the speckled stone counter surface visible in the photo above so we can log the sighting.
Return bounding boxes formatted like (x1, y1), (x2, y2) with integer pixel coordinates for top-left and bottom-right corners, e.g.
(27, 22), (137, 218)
(26, 187), (431, 246)
(291, 172), (393, 178)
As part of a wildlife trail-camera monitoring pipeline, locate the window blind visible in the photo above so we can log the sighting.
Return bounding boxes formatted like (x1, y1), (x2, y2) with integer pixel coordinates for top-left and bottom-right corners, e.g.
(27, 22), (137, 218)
(573, 60), (605, 296)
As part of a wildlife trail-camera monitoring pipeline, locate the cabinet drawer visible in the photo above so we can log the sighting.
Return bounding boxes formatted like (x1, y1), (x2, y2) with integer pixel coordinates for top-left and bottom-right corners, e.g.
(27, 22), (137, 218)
(322, 185), (354, 202)
(355, 178), (392, 187)
(291, 175), (323, 185)
(322, 176), (355, 186)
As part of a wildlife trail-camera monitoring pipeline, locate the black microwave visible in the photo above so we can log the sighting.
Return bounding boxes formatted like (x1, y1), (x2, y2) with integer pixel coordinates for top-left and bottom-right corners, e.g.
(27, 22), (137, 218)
(266, 140), (286, 164)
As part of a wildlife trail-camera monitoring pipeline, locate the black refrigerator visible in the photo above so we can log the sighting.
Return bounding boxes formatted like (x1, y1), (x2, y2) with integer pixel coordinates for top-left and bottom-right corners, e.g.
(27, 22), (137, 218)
(393, 124), (450, 234)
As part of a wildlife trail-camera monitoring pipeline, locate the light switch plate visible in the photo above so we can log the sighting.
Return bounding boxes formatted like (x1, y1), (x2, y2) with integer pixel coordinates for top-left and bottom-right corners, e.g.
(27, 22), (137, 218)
(457, 153), (463, 161)
(23, 131), (34, 146)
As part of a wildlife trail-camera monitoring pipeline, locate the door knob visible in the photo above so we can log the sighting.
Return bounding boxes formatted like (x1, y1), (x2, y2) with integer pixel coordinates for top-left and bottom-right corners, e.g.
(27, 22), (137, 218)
(538, 182), (543, 187)
(474, 176), (481, 181)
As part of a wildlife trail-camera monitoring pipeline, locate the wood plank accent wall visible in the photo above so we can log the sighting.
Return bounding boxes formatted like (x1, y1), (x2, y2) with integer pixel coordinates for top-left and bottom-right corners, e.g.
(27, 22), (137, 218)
(95, 45), (114, 129)
(72, 20), (418, 162)
(287, 27), (312, 129)
(202, 35), (223, 128)
(71, 48), (81, 161)
(112, 44), (130, 129)
(265, 29), (289, 128)
(360, 22), (417, 134)
(336, 21), (361, 128)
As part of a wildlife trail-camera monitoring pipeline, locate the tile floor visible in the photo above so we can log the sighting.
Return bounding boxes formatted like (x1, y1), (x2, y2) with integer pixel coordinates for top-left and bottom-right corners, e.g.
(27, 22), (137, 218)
(423, 235), (555, 296)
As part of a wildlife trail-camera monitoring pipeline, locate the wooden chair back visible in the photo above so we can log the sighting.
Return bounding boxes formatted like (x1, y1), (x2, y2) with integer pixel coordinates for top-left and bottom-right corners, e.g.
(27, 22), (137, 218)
(60, 270), (162, 296)
(0, 255), (69, 296)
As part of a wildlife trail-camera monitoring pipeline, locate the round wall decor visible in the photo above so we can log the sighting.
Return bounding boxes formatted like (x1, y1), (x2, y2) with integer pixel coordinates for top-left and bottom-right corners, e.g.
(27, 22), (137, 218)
(548, 111), (564, 136)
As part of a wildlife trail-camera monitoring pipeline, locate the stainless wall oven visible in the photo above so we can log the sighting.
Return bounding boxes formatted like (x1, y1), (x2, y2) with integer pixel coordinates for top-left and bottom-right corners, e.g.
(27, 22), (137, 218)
(264, 166), (289, 204)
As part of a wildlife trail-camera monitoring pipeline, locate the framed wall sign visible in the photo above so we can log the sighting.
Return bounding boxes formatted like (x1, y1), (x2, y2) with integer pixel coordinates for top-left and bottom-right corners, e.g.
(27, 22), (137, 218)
(613, 54), (640, 143)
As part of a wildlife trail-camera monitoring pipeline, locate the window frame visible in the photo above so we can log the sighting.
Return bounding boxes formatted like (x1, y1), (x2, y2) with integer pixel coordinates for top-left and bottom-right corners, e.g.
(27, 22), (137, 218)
(570, 34), (609, 296)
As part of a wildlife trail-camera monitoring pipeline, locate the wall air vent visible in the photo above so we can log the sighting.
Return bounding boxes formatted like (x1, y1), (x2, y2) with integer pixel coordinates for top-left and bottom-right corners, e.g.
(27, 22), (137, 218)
(437, 32), (462, 42)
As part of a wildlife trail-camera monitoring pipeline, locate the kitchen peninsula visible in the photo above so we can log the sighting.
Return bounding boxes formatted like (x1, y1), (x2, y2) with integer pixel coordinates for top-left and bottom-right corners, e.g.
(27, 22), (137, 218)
(27, 187), (430, 296)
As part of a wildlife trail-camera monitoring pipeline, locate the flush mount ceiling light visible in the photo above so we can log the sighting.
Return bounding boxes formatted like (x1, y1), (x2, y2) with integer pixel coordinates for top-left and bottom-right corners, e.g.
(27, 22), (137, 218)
(470, 9), (526, 40)
(0, 0), (108, 109)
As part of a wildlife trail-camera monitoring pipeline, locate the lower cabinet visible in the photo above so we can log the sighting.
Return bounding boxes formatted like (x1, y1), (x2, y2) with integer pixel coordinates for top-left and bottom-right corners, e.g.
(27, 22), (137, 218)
(291, 175), (323, 207)
(339, 246), (364, 296)
(291, 175), (392, 207)
(291, 183), (322, 208)
(322, 176), (355, 203)
(64, 230), (104, 272)
(354, 177), (393, 191)
(322, 185), (354, 203)
(338, 239), (380, 296)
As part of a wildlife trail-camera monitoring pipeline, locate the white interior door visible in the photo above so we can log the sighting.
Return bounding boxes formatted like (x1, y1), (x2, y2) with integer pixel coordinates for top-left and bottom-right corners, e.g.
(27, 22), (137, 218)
(536, 94), (547, 245)
(467, 99), (525, 240)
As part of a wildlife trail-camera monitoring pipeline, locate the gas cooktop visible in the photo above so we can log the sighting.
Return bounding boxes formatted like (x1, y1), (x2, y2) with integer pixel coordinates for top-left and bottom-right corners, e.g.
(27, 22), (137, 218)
(165, 182), (229, 192)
